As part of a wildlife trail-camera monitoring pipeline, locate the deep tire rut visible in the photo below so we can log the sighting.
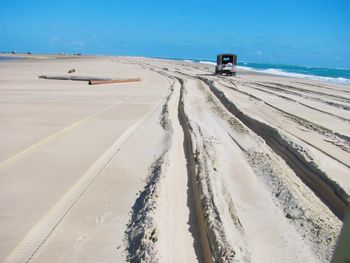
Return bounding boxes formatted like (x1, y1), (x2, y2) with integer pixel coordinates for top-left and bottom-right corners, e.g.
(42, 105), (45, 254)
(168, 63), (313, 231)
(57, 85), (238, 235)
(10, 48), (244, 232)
(199, 77), (349, 220)
(176, 76), (214, 263)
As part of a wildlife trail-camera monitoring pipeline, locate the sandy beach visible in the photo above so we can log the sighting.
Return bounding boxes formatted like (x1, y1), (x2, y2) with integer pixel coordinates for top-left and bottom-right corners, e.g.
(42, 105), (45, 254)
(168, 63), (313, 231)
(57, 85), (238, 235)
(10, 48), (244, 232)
(0, 54), (349, 263)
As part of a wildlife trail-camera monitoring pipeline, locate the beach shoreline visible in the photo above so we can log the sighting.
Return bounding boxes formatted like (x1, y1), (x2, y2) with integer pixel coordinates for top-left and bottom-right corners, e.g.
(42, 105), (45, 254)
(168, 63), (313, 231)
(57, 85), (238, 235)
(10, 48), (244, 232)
(2, 53), (350, 86)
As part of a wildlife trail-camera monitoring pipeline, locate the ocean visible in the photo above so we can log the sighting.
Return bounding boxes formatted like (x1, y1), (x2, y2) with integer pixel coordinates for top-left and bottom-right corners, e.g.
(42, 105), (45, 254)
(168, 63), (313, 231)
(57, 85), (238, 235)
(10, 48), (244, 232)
(181, 58), (350, 85)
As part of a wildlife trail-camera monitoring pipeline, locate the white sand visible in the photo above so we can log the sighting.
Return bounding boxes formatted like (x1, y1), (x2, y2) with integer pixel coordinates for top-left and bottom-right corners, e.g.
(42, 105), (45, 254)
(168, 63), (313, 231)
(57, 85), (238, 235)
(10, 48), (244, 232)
(0, 55), (348, 262)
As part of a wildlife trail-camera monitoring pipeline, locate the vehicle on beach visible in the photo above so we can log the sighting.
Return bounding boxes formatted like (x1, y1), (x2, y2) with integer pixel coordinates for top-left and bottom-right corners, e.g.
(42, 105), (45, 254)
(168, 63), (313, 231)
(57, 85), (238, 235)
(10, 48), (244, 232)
(215, 53), (237, 76)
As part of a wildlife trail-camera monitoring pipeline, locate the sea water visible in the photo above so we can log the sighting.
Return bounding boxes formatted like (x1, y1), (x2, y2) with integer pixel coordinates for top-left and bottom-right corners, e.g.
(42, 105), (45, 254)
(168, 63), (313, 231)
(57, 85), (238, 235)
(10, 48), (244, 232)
(178, 58), (350, 85)
(237, 62), (350, 85)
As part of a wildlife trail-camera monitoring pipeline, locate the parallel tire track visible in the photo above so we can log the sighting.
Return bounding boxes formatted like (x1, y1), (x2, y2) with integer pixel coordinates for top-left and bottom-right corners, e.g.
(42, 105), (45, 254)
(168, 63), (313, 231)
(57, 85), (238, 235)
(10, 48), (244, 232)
(3, 99), (164, 263)
(252, 81), (350, 111)
(199, 77), (349, 220)
(216, 78), (350, 153)
(236, 82), (350, 122)
(264, 82), (350, 104)
(177, 76), (214, 263)
(140, 65), (215, 262)
(124, 81), (175, 263)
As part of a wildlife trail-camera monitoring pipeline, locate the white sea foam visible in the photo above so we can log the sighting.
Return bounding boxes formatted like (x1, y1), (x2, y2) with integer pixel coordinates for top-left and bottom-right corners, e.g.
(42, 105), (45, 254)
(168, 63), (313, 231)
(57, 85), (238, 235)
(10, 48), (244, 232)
(199, 60), (216, 66)
(237, 65), (254, 71)
(185, 59), (350, 85)
(237, 66), (350, 85)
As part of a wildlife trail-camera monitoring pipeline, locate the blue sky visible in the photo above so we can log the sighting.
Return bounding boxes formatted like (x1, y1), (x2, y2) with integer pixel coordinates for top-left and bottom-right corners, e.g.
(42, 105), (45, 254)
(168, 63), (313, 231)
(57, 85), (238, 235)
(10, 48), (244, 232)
(1, 0), (349, 67)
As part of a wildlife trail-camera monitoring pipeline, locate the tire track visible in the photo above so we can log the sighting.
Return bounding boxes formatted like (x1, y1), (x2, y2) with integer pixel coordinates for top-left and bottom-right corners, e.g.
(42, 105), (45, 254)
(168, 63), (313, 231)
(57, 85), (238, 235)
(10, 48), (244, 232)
(153, 67), (244, 262)
(187, 77), (339, 261)
(125, 71), (201, 263)
(263, 82), (350, 104)
(124, 80), (175, 263)
(234, 81), (350, 122)
(0, 86), (145, 171)
(139, 65), (218, 262)
(3, 97), (164, 263)
(176, 75), (247, 262)
(197, 77), (349, 220)
(251, 81), (350, 111)
(294, 81), (350, 94)
(120, 61), (343, 261)
(158, 77), (200, 262)
(174, 71), (349, 219)
(215, 78), (350, 153)
(177, 76), (214, 263)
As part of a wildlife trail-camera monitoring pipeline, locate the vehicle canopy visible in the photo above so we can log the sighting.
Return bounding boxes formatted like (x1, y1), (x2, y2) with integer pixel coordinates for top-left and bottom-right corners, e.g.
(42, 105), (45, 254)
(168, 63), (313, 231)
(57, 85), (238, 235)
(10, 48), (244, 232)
(217, 53), (237, 65)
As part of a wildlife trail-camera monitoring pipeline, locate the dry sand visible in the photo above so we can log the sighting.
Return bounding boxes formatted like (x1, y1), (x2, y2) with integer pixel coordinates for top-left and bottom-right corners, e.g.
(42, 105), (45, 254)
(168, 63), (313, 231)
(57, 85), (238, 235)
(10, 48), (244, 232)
(0, 54), (348, 262)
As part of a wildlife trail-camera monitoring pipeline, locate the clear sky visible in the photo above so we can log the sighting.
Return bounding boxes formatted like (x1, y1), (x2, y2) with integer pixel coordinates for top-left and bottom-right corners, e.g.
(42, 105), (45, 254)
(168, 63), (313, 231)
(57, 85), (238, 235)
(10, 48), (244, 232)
(1, 0), (349, 68)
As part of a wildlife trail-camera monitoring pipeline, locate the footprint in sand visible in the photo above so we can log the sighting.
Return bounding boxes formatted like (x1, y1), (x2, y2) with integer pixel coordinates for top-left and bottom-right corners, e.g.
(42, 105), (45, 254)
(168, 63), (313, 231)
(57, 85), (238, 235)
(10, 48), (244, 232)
(96, 215), (104, 224)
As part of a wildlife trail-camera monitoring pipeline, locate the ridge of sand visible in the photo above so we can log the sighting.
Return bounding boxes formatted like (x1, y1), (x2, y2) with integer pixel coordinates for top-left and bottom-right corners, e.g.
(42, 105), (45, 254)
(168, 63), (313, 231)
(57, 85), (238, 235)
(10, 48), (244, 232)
(156, 76), (198, 262)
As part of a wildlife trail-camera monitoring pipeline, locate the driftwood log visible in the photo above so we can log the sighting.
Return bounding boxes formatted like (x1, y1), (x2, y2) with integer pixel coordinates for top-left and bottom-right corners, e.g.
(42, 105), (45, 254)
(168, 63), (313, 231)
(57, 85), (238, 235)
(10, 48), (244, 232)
(38, 75), (141, 85)
(39, 75), (71, 80)
(88, 78), (141, 85)
(39, 75), (111, 81)
(71, 76), (111, 81)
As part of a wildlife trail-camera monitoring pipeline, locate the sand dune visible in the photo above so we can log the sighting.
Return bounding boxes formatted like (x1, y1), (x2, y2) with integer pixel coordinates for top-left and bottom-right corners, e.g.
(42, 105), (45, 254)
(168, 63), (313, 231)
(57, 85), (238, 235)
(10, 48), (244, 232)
(0, 55), (348, 262)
